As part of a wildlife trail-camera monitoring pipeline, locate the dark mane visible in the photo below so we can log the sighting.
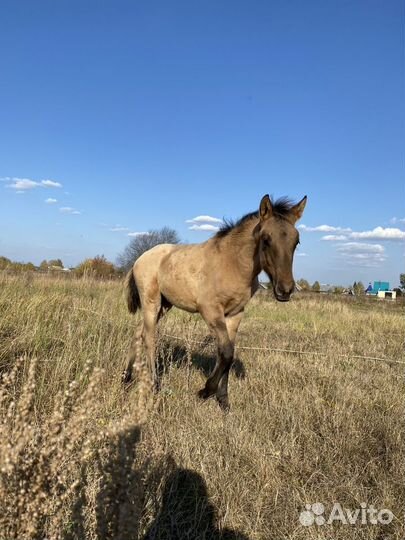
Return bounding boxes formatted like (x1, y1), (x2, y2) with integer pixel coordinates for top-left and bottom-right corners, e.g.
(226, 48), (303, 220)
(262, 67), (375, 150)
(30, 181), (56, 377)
(215, 197), (295, 239)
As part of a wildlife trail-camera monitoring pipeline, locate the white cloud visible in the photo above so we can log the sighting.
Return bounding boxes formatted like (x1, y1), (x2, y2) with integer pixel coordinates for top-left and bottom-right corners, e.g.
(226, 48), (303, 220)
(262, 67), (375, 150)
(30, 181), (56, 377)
(186, 215), (223, 224)
(59, 207), (81, 215)
(300, 222), (405, 242)
(41, 179), (62, 188)
(298, 224), (352, 233)
(189, 224), (220, 232)
(335, 242), (386, 268)
(110, 226), (130, 232)
(6, 178), (39, 190)
(296, 252), (308, 257)
(45, 198), (57, 204)
(350, 226), (405, 241)
(343, 254), (387, 267)
(5, 177), (63, 190)
(390, 217), (405, 224)
(336, 242), (385, 253)
(321, 234), (348, 241)
(128, 231), (149, 237)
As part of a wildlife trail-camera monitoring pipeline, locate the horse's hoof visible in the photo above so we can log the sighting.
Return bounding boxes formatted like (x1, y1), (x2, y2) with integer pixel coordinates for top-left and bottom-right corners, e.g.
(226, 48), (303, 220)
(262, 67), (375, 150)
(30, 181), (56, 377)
(197, 387), (210, 400)
(121, 370), (132, 385)
(217, 396), (230, 412)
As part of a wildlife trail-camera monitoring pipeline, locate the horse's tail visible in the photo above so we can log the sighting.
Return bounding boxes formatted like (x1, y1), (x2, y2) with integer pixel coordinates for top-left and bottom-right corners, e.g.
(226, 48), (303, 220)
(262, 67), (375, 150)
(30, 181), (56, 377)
(124, 268), (141, 314)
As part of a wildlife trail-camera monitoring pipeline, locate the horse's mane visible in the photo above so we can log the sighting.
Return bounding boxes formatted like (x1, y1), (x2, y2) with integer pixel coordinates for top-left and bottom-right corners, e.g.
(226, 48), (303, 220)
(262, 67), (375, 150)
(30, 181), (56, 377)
(215, 197), (294, 239)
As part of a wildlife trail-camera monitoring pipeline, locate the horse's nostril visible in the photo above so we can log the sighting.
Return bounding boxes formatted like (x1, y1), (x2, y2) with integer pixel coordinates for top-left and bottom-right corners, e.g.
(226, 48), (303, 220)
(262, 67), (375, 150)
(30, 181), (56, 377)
(276, 284), (293, 297)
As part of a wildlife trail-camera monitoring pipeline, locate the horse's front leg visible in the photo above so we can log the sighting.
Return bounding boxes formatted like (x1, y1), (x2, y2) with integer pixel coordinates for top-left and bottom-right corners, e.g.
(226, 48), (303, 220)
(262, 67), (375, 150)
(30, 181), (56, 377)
(198, 308), (234, 409)
(215, 311), (244, 410)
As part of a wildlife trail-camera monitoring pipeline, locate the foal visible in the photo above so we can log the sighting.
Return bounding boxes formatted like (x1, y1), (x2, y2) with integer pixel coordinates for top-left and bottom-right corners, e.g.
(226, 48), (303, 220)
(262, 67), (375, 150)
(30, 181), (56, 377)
(123, 194), (306, 409)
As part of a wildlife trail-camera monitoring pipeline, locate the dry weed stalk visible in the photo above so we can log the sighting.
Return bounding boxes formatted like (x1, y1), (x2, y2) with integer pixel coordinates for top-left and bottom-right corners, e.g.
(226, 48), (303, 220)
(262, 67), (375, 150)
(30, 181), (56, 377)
(0, 354), (150, 539)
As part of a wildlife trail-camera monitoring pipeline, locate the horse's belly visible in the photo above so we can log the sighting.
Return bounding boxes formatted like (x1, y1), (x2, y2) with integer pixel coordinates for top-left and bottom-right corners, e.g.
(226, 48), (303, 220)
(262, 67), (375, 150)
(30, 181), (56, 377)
(161, 284), (198, 313)
(158, 252), (200, 313)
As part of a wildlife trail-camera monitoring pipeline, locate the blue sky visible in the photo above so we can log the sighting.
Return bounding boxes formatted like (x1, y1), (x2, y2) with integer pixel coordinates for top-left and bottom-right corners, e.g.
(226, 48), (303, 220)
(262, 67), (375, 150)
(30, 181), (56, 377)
(1, 0), (404, 286)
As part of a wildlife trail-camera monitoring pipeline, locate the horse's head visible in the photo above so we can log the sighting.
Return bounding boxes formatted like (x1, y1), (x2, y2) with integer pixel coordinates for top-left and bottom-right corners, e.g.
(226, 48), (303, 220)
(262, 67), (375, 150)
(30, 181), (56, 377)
(256, 194), (307, 302)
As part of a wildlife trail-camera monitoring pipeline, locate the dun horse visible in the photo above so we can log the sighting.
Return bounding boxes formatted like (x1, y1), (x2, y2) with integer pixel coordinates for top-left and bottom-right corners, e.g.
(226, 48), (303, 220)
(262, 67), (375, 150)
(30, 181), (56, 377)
(123, 194), (306, 409)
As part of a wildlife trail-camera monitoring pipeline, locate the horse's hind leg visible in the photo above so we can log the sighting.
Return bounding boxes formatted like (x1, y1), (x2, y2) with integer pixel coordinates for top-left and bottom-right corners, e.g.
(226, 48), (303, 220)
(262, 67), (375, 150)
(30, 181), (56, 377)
(142, 299), (162, 392)
(123, 285), (170, 391)
(122, 322), (144, 385)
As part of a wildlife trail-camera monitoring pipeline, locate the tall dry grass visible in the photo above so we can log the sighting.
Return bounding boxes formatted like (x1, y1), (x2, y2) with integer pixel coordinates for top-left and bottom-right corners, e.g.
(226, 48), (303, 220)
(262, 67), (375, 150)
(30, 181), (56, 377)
(0, 272), (403, 539)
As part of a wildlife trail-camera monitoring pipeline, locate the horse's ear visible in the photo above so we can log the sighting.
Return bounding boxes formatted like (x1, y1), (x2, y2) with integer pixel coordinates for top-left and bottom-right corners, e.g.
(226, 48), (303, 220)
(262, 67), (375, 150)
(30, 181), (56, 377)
(259, 194), (273, 221)
(289, 196), (307, 223)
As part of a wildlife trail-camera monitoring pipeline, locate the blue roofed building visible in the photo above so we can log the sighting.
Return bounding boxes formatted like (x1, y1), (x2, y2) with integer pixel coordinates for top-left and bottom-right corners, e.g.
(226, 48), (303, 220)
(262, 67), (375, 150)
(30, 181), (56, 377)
(366, 281), (396, 300)
(370, 281), (390, 294)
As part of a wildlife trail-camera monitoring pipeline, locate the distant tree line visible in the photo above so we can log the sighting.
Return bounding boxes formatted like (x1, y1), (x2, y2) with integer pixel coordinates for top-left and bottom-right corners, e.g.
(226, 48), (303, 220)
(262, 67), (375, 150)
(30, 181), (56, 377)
(296, 278), (404, 297)
(296, 278), (366, 295)
(0, 255), (121, 279)
(0, 226), (181, 280)
(0, 256), (37, 273)
(3, 228), (404, 291)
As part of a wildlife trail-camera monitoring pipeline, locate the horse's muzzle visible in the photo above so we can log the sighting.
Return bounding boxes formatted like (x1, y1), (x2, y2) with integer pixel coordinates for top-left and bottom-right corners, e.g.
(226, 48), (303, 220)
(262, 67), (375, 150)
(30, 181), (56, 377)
(275, 292), (291, 302)
(274, 283), (294, 302)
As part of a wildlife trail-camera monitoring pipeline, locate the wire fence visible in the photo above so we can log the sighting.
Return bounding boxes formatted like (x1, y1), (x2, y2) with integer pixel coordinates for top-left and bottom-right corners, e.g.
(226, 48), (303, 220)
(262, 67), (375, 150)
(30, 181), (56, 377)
(161, 333), (405, 367)
(72, 308), (404, 367)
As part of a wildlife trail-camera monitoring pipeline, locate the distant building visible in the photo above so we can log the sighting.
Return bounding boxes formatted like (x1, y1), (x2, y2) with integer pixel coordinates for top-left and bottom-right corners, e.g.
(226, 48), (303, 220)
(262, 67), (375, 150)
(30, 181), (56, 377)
(319, 284), (334, 293)
(373, 281), (389, 294)
(366, 281), (396, 300)
(49, 265), (71, 272)
(377, 290), (396, 300)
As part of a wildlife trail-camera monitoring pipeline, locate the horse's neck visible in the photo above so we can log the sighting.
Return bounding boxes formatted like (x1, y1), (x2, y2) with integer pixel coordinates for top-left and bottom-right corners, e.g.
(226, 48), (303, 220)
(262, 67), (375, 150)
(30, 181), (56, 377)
(220, 218), (261, 284)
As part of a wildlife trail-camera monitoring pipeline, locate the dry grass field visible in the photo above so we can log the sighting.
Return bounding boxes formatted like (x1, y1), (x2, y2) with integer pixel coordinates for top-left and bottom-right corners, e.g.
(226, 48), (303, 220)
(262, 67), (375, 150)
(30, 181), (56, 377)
(0, 273), (404, 540)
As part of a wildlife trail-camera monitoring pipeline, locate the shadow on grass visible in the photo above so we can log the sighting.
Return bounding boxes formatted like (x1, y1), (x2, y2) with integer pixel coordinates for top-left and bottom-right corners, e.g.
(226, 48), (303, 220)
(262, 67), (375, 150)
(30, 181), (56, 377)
(158, 339), (246, 381)
(94, 426), (143, 540)
(143, 463), (250, 540)
(62, 426), (143, 540)
(64, 425), (250, 540)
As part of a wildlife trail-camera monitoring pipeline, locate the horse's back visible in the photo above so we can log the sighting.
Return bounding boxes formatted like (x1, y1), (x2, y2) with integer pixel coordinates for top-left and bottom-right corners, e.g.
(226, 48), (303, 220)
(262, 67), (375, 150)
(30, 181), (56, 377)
(133, 241), (255, 315)
(133, 243), (202, 311)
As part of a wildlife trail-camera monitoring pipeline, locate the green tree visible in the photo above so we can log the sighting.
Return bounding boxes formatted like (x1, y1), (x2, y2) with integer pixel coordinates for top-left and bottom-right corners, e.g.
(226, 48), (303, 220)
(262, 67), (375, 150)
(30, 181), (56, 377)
(296, 278), (310, 291)
(9, 262), (25, 273)
(75, 255), (117, 279)
(400, 273), (405, 291)
(0, 256), (11, 270)
(353, 281), (365, 296)
(311, 280), (320, 292)
(49, 259), (63, 268)
(0, 257), (35, 273)
(333, 286), (344, 294)
(39, 260), (49, 270)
